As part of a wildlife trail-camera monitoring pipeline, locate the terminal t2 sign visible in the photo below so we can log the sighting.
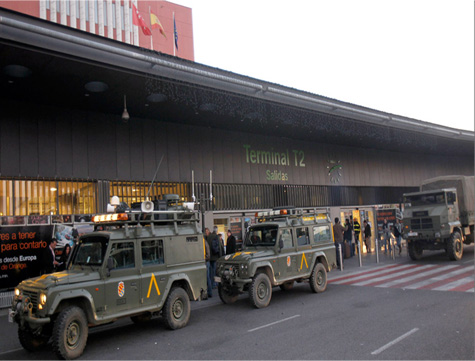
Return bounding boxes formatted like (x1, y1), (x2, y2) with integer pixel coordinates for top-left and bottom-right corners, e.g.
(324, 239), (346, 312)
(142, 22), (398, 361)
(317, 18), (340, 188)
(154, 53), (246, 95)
(243, 144), (305, 182)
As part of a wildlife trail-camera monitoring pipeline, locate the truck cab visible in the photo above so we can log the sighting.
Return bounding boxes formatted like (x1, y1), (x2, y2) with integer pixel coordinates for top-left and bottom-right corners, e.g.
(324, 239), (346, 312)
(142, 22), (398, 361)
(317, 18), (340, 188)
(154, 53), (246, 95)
(403, 188), (463, 260)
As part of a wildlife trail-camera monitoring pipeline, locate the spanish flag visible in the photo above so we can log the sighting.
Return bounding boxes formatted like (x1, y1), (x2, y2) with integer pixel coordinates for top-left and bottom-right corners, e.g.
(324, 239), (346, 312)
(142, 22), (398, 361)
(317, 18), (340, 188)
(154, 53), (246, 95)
(150, 11), (166, 38)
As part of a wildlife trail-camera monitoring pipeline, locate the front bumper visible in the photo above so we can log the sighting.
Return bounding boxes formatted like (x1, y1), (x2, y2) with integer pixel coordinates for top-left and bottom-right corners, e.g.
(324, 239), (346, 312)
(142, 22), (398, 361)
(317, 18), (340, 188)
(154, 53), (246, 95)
(216, 263), (252, 285)
(10, 296), (51, 326)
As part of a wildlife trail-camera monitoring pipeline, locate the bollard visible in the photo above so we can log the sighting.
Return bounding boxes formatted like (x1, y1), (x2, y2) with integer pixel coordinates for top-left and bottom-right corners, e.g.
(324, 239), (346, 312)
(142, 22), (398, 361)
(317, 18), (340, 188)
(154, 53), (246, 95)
(375, 239), (379, 263)
(357, 241), (362, 267)
(338, 243), (343, 271)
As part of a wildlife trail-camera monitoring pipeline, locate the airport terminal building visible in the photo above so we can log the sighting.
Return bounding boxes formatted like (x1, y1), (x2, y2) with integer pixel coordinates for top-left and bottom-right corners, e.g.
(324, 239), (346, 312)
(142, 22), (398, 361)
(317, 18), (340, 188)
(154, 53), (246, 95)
(0, 7), (473, 234)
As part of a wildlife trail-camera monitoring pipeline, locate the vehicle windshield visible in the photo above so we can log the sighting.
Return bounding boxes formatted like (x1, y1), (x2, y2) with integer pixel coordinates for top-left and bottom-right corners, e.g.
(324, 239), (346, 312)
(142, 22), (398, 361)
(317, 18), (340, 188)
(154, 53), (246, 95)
(405, 192), (446, 207)
(244, 226), (278, 247)
(72, 236), (109, 266)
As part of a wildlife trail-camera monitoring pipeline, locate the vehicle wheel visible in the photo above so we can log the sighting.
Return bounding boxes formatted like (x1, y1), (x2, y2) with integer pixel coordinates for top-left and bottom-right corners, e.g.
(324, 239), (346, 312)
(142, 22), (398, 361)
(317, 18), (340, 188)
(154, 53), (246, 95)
(408, 242), (423, 260)
(52, 306), (88, 360)
(310, 263), (327, 293)
(279, 281), (294, 291)
(218, 284), (238, 304)
(249, 273), (272, 308)
(163, 287), (190, 330)
(18, 325), (48, 352)
(131, 313), (152, 324)
(447, 232), (463, 261)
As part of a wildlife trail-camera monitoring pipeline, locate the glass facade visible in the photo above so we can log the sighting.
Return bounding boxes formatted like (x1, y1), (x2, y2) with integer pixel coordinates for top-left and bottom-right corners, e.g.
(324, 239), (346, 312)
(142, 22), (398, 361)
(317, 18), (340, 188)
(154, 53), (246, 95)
(0, 179), (96, 216)
(109, 181), (191, 206)
(0, 178), (416, 216)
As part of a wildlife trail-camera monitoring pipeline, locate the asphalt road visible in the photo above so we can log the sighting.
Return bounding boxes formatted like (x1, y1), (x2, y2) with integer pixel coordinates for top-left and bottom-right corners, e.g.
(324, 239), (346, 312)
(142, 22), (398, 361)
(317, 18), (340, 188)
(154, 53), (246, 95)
(0, 246), (473, 360)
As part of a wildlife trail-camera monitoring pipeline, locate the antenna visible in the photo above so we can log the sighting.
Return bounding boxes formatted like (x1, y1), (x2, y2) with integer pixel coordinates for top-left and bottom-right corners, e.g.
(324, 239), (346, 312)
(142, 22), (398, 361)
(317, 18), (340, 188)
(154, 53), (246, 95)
(209, 170), (213, 201)
(146, 154), (164, 200)
(191, 170), (196, 202)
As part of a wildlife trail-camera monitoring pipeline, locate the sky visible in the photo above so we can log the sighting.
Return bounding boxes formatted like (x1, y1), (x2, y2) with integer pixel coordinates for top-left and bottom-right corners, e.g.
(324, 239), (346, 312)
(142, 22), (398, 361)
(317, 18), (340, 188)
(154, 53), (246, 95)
(171, 0), (474, 132)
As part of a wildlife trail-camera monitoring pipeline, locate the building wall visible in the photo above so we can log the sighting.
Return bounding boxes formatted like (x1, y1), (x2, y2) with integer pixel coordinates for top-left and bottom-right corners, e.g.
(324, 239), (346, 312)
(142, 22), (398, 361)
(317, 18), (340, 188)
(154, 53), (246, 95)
(1, 100), (473, 188)
(0, 0), (194, 61)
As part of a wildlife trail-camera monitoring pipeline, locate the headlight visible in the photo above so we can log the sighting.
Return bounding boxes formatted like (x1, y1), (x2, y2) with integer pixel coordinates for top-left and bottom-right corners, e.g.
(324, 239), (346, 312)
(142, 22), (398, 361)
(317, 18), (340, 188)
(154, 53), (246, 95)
(14, 288), (20, 297)
(40, 293), (47, 305)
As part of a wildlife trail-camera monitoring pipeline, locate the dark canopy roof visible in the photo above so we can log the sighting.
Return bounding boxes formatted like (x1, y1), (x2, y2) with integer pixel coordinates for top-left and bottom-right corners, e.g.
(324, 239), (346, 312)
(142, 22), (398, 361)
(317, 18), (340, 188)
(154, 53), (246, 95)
(1, 7), (473, 156)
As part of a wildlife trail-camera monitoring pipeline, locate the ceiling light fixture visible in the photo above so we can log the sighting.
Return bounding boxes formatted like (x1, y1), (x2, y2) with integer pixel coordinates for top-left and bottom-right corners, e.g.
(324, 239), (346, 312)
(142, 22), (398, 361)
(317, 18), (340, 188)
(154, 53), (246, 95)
(84, 81), (108, 93)
(199, 103), (217, 112)
(3, 64), (32, 78)
(122, 95), (130, 122)
(146, 93), (167, 103)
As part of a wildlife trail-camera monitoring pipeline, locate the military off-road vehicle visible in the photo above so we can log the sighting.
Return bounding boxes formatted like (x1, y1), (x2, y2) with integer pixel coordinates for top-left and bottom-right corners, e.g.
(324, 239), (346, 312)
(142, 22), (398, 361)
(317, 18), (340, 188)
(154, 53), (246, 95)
(403, 175), (474, 261)
(215, 208), (336, 308)
(9, 196), (207, 360)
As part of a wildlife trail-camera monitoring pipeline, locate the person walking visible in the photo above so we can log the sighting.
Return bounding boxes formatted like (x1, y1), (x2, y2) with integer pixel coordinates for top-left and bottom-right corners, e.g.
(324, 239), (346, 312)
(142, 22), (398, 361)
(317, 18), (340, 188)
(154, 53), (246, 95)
(57, 243), (72, 272)
(344, 218), (353, 257)
(363, 220), (372, 253)
(393, 218), (403, 255)
(225, 230), (236, 255)
(217, 233), (225, 257)
(209, 226), (220, 288)
(42, 238), (60, 274)
(353, 219), (361, 253)
(204, 234), (213, 298)
(333, 218), (347, 266)
(382, 218), (391, 253)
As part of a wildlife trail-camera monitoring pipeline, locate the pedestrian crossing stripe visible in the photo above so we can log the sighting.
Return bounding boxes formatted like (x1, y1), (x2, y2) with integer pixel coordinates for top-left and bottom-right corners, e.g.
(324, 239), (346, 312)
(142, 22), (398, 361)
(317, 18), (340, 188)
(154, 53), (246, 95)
(328, 263), (474, 292)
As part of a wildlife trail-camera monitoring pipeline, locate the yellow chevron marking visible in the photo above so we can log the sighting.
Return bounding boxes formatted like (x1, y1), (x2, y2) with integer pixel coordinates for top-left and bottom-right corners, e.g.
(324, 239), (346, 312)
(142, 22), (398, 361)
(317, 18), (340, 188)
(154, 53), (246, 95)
(147, 273), (160, 298)
(300, 253), (308, 269)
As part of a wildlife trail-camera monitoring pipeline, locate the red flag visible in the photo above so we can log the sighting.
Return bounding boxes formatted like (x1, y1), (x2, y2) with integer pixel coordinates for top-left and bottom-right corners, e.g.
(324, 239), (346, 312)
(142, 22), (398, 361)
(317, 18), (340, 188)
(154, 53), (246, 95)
(132, 3), (151, 36)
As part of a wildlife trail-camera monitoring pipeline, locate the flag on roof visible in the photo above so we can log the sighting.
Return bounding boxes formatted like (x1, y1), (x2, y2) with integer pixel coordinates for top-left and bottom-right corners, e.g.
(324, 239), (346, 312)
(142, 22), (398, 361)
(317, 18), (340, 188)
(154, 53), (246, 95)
(173, 13), (178, 50)
(150, 11), (166, 38)
(132, 3), (151, 36)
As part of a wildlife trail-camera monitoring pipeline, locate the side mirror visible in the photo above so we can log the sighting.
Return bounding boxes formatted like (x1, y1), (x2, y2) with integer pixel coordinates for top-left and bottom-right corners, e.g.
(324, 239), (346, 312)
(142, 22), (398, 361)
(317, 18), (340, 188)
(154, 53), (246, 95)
(279, 239), (284, 250)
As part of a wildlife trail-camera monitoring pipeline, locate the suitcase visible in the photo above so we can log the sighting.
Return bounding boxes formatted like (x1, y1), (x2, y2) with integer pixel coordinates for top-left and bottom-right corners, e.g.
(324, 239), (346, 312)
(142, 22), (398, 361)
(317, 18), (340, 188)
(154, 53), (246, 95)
(344, 242), (351, 259)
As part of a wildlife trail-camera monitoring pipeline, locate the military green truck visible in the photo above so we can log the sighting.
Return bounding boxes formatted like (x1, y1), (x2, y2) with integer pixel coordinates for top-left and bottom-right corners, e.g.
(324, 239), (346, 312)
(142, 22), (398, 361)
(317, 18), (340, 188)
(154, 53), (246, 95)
(215, 208), (336, 308)
(403, 175), (475, 261)
(9, 198), (207, 360)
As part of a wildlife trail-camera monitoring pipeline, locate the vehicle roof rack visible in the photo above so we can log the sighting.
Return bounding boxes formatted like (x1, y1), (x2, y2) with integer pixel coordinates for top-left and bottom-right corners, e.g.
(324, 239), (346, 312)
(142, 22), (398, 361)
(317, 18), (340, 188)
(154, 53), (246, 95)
(255, 207), (330, 225)
(91, 208), (201, 235)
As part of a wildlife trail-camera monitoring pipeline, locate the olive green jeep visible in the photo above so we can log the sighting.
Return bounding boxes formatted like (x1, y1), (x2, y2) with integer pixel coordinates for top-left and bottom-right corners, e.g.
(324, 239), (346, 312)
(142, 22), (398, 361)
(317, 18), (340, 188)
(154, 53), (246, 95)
(9, 199), (207, 360)
(215, 208), (336, 308)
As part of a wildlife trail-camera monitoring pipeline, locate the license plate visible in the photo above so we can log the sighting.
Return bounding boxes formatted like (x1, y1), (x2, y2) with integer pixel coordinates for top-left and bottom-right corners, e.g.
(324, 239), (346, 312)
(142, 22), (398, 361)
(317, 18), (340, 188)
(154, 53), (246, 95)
(214, 276), (221, 283)
(8, 309), (15, 323)
(408, 232), (418, 237)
